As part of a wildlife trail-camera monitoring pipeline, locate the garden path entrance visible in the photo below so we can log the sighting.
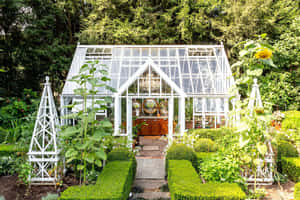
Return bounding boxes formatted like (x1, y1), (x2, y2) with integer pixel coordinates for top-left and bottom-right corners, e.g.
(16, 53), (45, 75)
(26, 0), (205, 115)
(132, 136), (170, 199)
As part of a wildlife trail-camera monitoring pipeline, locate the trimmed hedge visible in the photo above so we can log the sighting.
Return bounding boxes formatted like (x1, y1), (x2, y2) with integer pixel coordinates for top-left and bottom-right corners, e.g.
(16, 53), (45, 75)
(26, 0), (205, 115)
(194, 138), (217, 152)
(60, 161), (135, 200)
(277, 141), (298, 172)
(166, 143), (197, 170)
(282, 157), (300, 182)
(168, 160), (246, 200)
(0, 144), (27, 157)
(107, 147), (137, 177)
(295, 182), (300, 200)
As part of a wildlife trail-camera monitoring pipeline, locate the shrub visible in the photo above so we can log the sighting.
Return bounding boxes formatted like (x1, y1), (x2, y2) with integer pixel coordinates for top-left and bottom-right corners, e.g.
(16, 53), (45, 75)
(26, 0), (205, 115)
(194, 138), (217, 152)
(282, 111), (300, 130)
(60, 161), (135, 200)
(282, 157), (300, 182)
(276, 141), (299, 172)
(107, 147), (137, 177)
(166, 143), (197, 169)
(195, 152), (215, 172)
(200, 153), (244, 184)
(168, 160), (246, 200)
(295, 182), (300, 200)
(0, 144), (27, 157)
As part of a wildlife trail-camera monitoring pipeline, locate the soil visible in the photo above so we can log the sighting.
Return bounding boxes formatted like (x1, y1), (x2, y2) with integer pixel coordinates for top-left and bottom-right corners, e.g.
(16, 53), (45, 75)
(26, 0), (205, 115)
(0, 174), (79, 200)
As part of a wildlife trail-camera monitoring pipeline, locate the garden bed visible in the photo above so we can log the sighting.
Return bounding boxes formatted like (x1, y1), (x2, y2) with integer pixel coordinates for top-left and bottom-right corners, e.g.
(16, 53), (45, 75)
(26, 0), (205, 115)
(0, 174), (79, 200)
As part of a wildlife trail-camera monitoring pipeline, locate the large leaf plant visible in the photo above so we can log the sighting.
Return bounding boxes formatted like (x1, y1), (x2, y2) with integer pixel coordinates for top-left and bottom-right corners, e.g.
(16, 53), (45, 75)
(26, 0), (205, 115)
(60, 61), (116, 185)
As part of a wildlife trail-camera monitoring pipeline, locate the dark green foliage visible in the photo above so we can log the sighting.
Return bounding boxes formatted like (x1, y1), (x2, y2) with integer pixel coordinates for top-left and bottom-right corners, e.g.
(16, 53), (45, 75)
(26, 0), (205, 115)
(276, 141), (299, 173)
(282, 157), (300, 182)
(168, 160), (246, 200)
(60, 161), (135, 200)
(166, 143), (197, 170)
(194, 138), (217, 152)
(295, 182), (300, 200)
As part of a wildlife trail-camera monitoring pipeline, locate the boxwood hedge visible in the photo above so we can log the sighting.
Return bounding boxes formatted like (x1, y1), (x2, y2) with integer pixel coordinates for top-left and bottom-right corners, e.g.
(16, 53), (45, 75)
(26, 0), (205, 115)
(60, 161), (135, 200)
(168, 160), (246, 200)
(295, 182), (300, 200)
(282, 157), (300, 182)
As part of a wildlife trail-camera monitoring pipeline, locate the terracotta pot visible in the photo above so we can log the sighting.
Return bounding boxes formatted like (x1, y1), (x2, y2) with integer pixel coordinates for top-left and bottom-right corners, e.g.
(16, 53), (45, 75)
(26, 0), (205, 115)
(275, 123), (281, 130)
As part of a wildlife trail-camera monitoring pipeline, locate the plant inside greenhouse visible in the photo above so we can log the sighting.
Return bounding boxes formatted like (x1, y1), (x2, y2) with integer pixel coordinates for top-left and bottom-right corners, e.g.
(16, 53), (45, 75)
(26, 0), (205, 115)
(0, 0), (299, 200)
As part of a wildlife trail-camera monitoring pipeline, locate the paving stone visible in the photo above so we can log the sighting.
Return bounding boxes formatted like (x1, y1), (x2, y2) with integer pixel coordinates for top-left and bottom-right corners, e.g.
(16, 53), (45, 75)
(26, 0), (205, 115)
(143, 146), (160, 151)
(136, 158), (165, 179)
(133, 179), (167, 190)
(132, 192), (170, 200)
(138, 150), (163, 158)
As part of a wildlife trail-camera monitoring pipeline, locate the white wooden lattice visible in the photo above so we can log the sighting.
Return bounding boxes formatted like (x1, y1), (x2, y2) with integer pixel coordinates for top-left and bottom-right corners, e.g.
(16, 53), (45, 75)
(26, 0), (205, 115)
(28, 76), (60, 184)
(244, 78), (274, 185)
(248, 78), (263, 114)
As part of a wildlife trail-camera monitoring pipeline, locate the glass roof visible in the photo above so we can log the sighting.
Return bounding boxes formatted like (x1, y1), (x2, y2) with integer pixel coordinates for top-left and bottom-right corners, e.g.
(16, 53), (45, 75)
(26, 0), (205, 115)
(62, 45), (235, 97)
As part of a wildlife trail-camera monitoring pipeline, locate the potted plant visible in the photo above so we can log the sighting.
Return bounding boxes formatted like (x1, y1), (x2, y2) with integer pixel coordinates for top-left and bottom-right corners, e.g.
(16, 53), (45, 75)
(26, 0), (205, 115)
(271, 111), (285, 130)
(132, 117), (147, 148)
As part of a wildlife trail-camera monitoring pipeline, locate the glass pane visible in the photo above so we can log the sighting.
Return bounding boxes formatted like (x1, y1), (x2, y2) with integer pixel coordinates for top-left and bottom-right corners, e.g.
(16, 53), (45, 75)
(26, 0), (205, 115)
(160, 48), (167, 57)
(178, 48), (185, 56)
(194, 98), (202, 112)
(191, 61), (199, 73)
(132, 48), (140, 56)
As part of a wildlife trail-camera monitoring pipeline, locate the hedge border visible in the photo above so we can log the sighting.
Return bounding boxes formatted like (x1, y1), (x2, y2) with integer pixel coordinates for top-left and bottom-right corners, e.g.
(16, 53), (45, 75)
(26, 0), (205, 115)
(295, 182), (300, 200)
(282, 157), (300, 182)
(168, 160), (246, 200)
(59, 161), (134, 200)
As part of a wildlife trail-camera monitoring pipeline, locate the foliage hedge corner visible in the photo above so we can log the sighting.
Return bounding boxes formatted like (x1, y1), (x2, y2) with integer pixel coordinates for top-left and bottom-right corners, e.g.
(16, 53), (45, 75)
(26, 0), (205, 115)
(166, 143), (197, 170)
(59, 161), (135, 200)
(276, 141), (298, 172)
(107, 147), (137, 177)
(295, 182), (300, 200)
(168, 160), (246, 200)
(0, 144), (28, 157)
(282, 157), (300, 182)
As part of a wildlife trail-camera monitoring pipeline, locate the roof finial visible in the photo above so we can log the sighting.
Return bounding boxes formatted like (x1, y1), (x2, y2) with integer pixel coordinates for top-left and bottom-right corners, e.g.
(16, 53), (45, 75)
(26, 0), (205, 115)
(253, 78), (258, 85)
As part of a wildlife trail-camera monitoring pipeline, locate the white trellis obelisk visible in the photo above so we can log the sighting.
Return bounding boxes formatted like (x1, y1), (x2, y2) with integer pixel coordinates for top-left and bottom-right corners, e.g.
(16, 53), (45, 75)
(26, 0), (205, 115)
(244, 78), (274, 185)
(248, 78), (263, 115)
(28, 76), (60, 184)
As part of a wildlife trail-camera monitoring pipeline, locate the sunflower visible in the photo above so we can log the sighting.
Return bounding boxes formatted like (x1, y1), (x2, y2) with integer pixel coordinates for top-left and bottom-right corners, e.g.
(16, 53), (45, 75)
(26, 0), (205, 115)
(254, 48), (272, 59)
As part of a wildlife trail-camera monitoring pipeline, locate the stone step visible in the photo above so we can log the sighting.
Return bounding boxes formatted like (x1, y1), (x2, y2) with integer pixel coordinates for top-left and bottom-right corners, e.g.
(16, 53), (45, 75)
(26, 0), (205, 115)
(132, 192), (170, 200)
(133, 179), (167, 191)
(137, 150), (164, 158)
(139, 137), (168, 147)
(136, 158), (165, 179)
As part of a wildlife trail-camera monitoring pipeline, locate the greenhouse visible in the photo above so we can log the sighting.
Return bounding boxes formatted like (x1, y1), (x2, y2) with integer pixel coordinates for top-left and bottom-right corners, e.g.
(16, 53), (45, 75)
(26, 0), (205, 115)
(61, 44), (235, 141)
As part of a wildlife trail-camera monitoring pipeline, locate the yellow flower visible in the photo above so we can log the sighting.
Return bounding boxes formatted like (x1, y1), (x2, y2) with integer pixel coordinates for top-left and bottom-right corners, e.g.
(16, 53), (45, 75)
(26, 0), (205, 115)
(254, 48), (272, 59)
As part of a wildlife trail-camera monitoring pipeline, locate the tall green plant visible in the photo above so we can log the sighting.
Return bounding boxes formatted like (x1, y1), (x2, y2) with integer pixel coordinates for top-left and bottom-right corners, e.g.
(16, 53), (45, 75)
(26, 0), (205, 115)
(60, 61), (115, 184)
